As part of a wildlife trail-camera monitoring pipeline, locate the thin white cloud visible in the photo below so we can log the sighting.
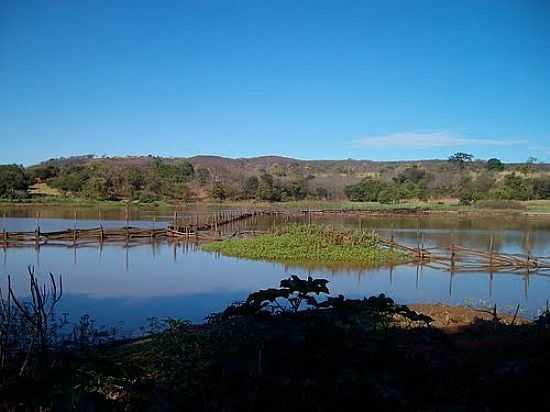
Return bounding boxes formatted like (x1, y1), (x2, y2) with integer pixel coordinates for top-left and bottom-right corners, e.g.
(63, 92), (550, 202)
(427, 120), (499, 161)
(355, 131), (526, 148)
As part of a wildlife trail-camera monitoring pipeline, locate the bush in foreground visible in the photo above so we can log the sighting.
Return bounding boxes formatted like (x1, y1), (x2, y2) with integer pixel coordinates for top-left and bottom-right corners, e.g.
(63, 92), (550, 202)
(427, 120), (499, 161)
(2, 274), (550, 411)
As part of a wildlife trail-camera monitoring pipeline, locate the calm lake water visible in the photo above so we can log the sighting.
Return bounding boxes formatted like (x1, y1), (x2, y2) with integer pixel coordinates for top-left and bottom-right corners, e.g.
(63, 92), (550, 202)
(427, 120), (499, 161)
(2, 205), (550, 332)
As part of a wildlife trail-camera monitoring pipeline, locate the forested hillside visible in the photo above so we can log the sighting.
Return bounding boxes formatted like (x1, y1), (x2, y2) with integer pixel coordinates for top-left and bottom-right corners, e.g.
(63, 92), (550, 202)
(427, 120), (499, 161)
(1, 153), (550, 204)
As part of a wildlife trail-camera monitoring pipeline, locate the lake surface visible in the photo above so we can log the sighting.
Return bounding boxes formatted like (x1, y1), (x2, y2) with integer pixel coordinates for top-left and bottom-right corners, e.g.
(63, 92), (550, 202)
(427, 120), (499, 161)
(2, 205), (550, 333)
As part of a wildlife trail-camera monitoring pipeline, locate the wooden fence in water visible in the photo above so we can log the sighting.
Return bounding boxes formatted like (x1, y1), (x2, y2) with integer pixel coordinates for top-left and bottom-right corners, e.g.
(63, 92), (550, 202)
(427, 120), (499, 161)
(2, 208), (550, 275)
(379, 235), (550, 274)
(0, 209), (269, 248)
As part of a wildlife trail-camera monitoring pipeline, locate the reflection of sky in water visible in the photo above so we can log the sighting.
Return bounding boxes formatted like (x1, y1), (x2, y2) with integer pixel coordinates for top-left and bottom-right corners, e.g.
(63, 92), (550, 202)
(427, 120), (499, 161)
(2, 214), (550, 330)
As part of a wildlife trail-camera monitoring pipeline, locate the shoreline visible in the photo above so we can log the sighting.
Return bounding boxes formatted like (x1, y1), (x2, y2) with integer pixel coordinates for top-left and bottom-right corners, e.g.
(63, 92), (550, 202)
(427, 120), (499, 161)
(3, 199), (550, 217)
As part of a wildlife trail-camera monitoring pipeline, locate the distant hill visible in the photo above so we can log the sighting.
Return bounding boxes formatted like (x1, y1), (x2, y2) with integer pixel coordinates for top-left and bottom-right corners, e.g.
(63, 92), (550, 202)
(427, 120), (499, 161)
(22, 154), (549, 203)
(36, 154), (449, 177)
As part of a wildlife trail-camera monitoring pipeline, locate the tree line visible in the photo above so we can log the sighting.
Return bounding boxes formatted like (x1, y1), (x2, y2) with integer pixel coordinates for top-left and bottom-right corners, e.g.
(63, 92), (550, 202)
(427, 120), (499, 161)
(344, 154), (550, 203)
(1, 153), (549, 203)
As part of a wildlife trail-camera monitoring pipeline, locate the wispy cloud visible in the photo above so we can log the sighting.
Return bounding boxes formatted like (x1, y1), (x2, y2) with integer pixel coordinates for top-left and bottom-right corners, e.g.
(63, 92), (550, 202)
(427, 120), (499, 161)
(355, 131), (526, 148)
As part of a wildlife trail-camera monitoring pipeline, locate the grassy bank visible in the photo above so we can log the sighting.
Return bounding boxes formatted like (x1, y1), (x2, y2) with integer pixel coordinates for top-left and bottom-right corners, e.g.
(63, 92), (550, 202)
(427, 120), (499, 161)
(3, 198), (550, 215)
(202, 224), (411, 266)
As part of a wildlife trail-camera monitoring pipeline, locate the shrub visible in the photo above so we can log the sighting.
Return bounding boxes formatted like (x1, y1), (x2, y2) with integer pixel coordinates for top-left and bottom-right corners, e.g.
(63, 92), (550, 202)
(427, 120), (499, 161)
(0, 164), (30, 198)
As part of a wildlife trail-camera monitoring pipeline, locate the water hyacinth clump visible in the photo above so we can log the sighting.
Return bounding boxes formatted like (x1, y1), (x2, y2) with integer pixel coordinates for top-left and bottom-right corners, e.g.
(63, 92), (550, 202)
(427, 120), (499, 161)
(202, 224), (410, 266)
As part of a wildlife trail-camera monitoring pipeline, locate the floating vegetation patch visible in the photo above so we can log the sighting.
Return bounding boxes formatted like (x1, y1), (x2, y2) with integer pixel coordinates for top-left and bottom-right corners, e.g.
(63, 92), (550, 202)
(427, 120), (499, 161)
(202, 224), (411, 266)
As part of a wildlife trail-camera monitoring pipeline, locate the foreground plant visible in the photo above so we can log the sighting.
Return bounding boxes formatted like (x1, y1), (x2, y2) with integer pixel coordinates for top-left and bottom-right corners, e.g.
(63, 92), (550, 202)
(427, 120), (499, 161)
(2, 274), (550, 411)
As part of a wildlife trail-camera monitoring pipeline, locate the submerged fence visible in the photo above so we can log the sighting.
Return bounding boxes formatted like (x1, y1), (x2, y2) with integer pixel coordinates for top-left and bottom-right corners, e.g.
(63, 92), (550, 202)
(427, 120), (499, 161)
(0, 209), (270, 248)
(2, 208), (550, 275)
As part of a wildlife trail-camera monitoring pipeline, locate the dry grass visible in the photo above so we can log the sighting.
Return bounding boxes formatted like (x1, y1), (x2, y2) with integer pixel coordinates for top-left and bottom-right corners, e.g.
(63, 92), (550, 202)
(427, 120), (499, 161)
(28, 183), (62, 196)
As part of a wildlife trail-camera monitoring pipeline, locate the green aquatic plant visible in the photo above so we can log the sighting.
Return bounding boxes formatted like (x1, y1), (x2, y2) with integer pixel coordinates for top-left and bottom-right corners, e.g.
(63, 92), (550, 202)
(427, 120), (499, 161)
(202, 224), (411, 266)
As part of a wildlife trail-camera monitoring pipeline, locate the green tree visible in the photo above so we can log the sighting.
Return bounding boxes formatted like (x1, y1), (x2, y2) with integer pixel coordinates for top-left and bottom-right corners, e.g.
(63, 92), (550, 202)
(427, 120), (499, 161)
(486, 158), (504, 172)
(0, 164), (30, 198)
(152, 159), (195, 183)
(448, 153), (474, 169)
(533, 177), (550, 199)
(210, 181), (226, 201)
(377, 187), (401, 204)
(256, 174), (275, 201)
(28, 165), (59, 181)
(496, 173), (533, 200)
(48, 166), (90, 193)
(126, 167), (144, 198)
(394, 166), (426, 184)
(83, 176), (109, 200)
(290, 179), (308, 200)
(344, 178), (388, 202)
(243, 176), (259, 199)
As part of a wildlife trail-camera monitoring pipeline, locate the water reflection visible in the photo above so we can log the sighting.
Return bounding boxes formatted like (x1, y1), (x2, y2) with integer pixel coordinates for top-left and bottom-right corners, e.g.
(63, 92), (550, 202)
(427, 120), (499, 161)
(1, 209), (550, 329)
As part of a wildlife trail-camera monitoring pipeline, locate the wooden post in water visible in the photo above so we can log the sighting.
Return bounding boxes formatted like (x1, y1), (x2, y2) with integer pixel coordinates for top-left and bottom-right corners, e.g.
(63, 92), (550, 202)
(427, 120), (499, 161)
(33, 211), (40, 246)
(98, 208), (104, 242)
(489, 234), (495, 269)
(450, 242), (456, 271)
(125, 204), (130, 240)
(2, 212), (6, 247)
(526, 231), (532, 271)
(416, 226), (421, 259)
(73, 209), (78, 243)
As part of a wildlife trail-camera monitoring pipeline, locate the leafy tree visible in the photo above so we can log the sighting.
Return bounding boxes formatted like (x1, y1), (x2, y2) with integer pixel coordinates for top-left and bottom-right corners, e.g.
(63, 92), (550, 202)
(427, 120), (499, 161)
(377, 187), (401, 204)
(533, 177), (550, 199)
(0, 164), (29, 198)
(486, 158), (504, 172)
(344, 178), (388, 202)
(210, 181), (226, 201)
(256, 174), (275, 201)
(28, 165), (59, 181)
(48, 166), (90, 192)
(243, 176), (259, 199)
(83, 176), (110, 200)
(495, 173), (533, 200)
(448, 152), (474, 169)
(152, 159), (195, 183)
(126, 167), (144, 198)
(290, 179), (308, 200)
(394, 166), (426, 184)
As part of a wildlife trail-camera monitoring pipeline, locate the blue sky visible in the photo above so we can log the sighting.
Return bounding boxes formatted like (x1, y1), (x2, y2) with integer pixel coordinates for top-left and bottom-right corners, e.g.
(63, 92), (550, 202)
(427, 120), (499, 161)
(1, 0), (549, 165)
